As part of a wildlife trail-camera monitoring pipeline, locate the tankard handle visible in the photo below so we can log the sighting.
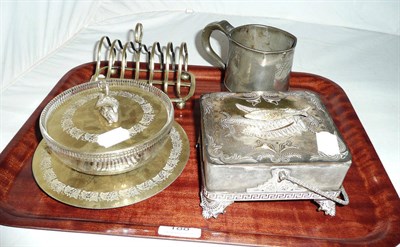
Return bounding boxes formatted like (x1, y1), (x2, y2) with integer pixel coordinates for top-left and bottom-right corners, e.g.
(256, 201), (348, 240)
(201, 20), (234, 69)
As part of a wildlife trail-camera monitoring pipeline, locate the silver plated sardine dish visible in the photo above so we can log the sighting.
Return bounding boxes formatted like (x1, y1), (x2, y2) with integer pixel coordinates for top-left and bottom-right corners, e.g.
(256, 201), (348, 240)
(199, 90), (352, 219)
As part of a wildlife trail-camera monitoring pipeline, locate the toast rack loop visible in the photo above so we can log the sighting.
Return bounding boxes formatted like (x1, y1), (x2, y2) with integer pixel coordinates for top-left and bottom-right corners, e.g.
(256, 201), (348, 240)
(149, 42), (164, 86)
(91, 23), (195, 109)
(134, 23), (143, 43)
(106, 39), (124, 79)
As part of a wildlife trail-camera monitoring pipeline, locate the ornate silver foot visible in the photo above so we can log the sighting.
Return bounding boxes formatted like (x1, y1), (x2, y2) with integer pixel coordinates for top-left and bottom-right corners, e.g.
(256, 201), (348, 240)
(200, 190), (233, 219)
(315, 199), (336, 216)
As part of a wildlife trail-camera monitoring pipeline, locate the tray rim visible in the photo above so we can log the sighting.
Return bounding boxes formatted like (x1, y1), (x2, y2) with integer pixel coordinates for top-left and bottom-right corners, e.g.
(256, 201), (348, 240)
(1, 62), (399, 246)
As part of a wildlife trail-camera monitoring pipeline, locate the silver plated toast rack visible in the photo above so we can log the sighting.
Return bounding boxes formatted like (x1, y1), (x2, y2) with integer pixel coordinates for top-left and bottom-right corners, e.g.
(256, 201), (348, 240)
(91, 23), (195, 109)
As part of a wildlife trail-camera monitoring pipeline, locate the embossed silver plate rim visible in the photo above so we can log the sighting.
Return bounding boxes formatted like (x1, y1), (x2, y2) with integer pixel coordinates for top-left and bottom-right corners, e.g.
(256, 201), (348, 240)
(39, 78), (174, 162)
(32, 122), (189, 209)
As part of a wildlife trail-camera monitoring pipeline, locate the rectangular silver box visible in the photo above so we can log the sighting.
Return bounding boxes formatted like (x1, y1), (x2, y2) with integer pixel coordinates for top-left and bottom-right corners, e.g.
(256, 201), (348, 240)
(199, 91), (351, 218)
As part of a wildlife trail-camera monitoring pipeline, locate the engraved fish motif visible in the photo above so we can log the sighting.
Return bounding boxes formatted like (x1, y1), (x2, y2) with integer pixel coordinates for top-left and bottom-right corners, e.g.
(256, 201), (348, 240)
(236, 103), (308, 121)
(233, 103), (311, 138)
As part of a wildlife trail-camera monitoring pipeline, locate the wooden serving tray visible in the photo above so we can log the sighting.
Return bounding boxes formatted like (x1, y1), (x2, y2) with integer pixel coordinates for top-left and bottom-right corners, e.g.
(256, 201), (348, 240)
(1, 63), (399, 246)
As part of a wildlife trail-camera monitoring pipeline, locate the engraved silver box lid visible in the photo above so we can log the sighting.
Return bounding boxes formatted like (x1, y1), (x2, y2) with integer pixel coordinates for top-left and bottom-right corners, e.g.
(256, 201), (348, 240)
(199, 91), (352, 218)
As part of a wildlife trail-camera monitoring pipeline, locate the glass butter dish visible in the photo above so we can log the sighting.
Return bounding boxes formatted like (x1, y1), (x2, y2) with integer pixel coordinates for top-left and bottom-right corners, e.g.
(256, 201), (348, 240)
(32, 78), (190, 209)
(199, 91), (352, 218)
(39, 78), (174, 175)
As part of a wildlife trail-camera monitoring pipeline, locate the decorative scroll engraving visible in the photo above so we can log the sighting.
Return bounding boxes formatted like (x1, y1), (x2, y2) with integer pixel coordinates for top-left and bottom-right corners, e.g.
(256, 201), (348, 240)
(199, 91), (350, 219)
(247, 169), (305, 192)
(61, 91), (155, 143)
(275, 52), (293, 80)
(233, 91), (283, 106)
(206, 134), (257, 164)
(201, 90), (350, 164)
(39, 127), (182, 202)
(201, 97), (214, 115)
(220, 112), (236, 137)
(255, 140), (302, 163)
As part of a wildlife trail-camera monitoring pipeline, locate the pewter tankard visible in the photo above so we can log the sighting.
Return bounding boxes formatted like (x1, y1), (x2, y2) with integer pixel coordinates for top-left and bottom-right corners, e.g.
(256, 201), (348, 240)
(201, 20), (297, 92)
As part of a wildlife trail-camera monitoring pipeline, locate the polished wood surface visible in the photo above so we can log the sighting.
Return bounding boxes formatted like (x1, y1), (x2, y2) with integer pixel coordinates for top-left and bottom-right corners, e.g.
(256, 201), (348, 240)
(1, 62), (399, 246)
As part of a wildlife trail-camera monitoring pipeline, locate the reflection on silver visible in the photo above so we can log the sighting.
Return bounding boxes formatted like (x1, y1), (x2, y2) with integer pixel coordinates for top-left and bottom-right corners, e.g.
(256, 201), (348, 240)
(32, 121), (191, 209)
(96, 80), (119, 124)
(60, 91), (155, 143)
(199, 91), (352, 218)
(36, 126), (183, 206)
(234, 103), (311, 139)
(96, 94), (119, 124)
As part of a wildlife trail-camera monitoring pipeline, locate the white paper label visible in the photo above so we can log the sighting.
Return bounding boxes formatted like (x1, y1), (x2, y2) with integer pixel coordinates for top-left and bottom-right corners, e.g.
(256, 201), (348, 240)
(316, 131), (340, 156)
(158, 226), (202, 239)
(97, 127), (130, 148)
